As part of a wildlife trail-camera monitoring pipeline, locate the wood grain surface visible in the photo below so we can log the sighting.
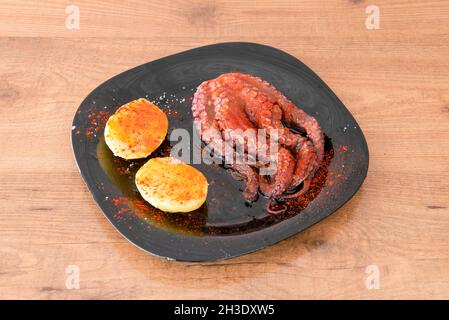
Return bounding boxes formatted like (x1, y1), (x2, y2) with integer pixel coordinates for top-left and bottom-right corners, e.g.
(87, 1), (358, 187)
(0, 0), (448, 299)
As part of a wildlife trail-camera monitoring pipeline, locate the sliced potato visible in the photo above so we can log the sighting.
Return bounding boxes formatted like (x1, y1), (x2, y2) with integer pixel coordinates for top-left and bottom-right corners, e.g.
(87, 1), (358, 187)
(104, 98), (168, 159)
(135, 157), (208, 213)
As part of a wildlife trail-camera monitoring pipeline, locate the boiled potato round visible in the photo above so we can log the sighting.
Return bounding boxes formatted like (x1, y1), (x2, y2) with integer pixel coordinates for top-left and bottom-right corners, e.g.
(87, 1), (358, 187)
(104, 98), (168, 159)
(135, 157), (208, 213)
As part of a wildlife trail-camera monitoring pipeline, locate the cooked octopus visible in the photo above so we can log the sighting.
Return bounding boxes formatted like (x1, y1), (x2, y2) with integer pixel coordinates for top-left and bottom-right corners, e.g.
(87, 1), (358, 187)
(192, 73), (324, 213)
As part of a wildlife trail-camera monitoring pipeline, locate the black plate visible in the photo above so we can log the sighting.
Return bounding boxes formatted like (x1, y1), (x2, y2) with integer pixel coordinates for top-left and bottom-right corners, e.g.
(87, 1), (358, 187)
(71, 42), (369, 261)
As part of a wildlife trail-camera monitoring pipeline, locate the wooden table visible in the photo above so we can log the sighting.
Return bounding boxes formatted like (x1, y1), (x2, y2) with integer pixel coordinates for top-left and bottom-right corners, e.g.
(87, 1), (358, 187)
(1, 0), (448, 299)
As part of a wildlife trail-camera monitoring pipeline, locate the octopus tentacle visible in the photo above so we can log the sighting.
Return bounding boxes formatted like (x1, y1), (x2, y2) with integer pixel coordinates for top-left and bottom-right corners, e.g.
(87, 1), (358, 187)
(280, 102), (324, 163)
(265, 199), (287, 215)
(192, 72), (325, 212)
(222, 72), (325, 162)
(192, 81), (259, 203)
(281, 179), (311, 200)
(259, 148), (295, 198)
(214, 88), (295, 199)
(229, 77), (319, 190)
(243, 96), (318, 190)
(288, 140), (317, 189)
(231, 164), (259, 203)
